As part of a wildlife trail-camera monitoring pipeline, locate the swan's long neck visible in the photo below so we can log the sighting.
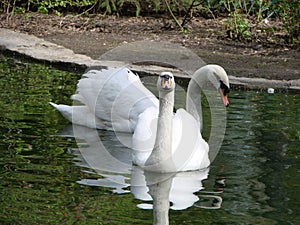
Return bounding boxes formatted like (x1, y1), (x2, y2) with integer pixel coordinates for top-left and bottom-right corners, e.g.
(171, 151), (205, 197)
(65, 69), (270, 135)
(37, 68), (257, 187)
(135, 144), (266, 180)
(186, 64), (230, 163)
(186, 78), (203, 130)
(155, 91), (174, 152)
(145, 90), (174, 172)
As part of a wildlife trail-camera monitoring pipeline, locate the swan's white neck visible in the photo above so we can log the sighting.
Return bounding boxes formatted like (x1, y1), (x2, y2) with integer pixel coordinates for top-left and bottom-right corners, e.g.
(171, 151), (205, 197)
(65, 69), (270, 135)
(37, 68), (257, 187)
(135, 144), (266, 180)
(145, 90), (174, 172)
(186, 65), (227, 131)
(186, 79), (203, 130)
(155, 91), (174, 151)
(186, 64), (230, 163)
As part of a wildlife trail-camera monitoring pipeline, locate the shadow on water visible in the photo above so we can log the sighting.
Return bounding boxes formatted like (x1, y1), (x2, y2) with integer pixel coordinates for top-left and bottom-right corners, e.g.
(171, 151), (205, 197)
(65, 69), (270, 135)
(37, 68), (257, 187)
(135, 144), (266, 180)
(0, 56), (300, 224)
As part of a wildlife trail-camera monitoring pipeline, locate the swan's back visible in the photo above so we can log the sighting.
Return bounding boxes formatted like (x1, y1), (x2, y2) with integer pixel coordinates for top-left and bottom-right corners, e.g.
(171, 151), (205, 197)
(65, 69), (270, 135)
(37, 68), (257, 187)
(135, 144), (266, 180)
(72, 68), (158, 132)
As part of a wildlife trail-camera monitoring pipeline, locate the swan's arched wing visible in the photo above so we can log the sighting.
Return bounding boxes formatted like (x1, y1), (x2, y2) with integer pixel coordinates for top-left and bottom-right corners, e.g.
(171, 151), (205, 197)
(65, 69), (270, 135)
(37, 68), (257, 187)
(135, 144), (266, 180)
(73, 68), (158, 132)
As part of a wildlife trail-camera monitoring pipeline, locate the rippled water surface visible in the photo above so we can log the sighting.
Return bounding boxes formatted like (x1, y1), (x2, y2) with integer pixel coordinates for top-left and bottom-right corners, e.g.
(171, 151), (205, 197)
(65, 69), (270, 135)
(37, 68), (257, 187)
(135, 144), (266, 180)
(0, 57), (299, 224)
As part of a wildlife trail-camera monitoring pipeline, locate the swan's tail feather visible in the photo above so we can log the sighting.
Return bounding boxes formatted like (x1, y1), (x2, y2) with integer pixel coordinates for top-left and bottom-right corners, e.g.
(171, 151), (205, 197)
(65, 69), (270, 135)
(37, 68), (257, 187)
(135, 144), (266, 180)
(49, 102), (107, 129)
(49, 102), (74, 122)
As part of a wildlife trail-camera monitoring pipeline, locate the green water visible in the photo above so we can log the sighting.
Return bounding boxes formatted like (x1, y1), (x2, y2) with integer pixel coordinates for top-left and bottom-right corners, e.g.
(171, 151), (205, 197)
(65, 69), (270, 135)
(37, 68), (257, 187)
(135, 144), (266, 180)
(0, 57), (299, 224)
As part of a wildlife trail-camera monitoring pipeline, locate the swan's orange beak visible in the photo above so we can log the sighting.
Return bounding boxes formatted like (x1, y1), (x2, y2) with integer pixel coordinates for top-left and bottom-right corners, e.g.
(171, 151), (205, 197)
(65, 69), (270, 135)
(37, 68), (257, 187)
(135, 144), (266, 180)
(220, 88), (229, 107)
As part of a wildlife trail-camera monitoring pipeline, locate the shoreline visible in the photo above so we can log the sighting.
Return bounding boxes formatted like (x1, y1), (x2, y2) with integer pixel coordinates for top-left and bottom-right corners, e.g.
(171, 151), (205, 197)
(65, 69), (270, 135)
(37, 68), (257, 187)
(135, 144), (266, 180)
(0, 28), (299, 91)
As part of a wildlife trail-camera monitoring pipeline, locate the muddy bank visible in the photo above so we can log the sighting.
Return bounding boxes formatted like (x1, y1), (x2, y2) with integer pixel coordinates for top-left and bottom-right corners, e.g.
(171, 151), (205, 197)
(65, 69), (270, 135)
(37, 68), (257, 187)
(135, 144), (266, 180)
(0, 13), (299, 89)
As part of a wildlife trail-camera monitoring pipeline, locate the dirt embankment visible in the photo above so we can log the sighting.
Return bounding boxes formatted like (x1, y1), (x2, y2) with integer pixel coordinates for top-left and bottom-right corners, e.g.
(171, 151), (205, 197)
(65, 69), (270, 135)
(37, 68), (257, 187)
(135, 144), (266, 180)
(1, 13), (299, 81)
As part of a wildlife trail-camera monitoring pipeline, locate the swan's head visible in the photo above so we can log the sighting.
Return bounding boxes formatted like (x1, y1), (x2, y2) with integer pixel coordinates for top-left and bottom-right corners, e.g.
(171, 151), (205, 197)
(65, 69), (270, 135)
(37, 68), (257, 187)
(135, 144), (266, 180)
(206, 65), (230, 107)
(157, 72), (175, 92)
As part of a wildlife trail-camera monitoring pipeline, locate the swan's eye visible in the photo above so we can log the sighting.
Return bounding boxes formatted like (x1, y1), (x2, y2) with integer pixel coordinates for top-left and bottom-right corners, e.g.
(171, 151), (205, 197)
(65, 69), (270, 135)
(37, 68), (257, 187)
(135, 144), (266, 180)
(220, 80), (230, 95)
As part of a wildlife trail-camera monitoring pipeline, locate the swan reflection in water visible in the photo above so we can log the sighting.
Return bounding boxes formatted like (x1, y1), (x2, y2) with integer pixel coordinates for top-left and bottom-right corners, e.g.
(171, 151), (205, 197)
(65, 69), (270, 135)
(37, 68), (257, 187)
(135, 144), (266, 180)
(59, 125), (224, 223)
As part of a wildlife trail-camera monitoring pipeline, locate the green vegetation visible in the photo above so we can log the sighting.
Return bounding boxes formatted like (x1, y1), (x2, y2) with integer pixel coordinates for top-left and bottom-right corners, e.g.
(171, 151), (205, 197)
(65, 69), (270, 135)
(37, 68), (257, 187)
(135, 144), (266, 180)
(220, 0), (299, 43)
(0, 0), (299, 42)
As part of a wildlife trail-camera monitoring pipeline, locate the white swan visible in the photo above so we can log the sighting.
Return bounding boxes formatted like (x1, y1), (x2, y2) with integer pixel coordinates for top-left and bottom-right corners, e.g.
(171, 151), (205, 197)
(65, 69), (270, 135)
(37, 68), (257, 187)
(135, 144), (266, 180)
(133, 72), (210, 172)
(51, 65), (229, 130)
(50, 65), (230, 171)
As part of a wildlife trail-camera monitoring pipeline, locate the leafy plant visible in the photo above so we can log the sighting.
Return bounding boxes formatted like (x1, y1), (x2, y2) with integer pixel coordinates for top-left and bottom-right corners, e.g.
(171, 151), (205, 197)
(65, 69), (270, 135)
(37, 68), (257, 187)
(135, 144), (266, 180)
(0, 0), (298, 43)
(272, 0), (300, 43)
(30, 0), (94, 15)
(99, 0), (117, 15)
(224, 10), (251, 40)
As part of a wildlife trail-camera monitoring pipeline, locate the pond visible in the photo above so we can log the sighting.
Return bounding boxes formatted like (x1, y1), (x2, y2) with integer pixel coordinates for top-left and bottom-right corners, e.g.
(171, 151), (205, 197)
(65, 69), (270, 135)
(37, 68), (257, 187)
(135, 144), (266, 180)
(0, 56), (299, 224)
